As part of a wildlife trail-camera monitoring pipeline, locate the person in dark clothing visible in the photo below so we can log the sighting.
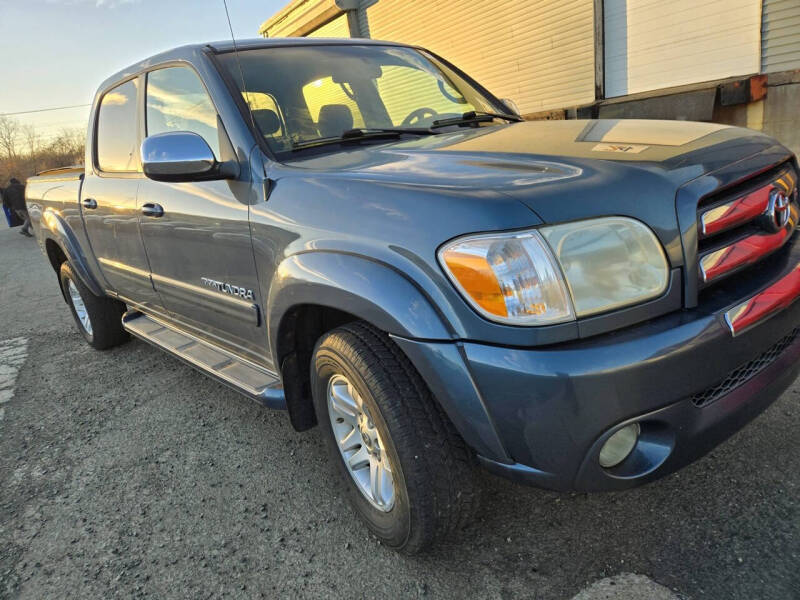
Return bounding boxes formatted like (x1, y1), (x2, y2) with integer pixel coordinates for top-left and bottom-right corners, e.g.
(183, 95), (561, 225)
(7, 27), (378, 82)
(4, 178), (31, 237)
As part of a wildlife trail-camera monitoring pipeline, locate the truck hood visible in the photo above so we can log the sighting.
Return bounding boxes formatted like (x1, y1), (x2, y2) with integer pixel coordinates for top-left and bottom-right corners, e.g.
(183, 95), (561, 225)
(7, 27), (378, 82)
(280, 119), (783, 258)
(284, 119), (777, 184)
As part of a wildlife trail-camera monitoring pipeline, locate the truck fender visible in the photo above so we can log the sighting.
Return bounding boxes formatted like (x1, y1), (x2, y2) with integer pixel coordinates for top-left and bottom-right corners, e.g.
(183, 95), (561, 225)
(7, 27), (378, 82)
(267, 252), (453, 359)
(41, 208), (105, 298)
(266, 252), (512, 461)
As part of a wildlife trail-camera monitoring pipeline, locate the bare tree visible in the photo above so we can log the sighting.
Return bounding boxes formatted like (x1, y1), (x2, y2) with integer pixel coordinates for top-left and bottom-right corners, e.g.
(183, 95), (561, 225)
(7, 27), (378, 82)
(22, 124), (39, 157)
(0, 115), (20, 159)
(48, 127), (84, 162)
(0, 122), (86, 184)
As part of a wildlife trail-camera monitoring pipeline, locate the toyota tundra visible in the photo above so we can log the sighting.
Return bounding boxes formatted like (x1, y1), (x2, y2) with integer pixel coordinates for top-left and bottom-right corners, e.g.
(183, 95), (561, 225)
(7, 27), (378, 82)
(25, 38), (800, 553)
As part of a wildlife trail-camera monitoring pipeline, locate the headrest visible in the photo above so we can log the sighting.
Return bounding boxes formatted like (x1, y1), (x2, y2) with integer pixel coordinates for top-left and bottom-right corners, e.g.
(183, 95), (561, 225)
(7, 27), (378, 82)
(252, 109), (281, 136)
(317, 104), (354, 138)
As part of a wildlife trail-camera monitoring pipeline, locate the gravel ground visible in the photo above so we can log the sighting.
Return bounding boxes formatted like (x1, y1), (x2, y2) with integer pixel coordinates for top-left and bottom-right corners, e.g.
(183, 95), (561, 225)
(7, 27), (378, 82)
(1, 224), (799, 599)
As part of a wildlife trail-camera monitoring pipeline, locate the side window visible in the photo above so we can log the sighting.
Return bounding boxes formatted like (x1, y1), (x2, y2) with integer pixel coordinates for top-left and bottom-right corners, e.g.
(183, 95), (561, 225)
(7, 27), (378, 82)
(96, 79), (139, 172)
(146, 66), (220, 158)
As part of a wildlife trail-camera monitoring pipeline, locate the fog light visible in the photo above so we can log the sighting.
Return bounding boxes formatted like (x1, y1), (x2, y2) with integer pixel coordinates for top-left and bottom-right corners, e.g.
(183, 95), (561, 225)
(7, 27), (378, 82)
(599, 423), (640, 468)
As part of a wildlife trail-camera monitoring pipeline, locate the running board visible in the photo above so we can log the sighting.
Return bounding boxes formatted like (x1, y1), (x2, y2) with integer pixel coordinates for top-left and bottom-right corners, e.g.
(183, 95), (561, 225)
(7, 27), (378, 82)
(122, 310), (285, 409)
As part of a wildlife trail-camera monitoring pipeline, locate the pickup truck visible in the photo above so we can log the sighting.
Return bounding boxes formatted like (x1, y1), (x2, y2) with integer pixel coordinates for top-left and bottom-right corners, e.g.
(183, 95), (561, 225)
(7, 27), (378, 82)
(25, 38), (800, 554)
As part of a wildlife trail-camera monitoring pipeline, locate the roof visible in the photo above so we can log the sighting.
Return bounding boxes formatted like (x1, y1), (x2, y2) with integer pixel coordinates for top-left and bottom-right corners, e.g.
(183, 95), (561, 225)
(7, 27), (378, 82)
(208, 37), (400, 53)
(96, 37), (404, 97)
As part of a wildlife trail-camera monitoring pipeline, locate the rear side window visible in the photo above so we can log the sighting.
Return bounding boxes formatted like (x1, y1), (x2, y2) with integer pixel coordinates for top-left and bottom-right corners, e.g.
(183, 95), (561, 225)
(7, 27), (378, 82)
(146, 66), (220, 159)
(96, 79), (139, 173)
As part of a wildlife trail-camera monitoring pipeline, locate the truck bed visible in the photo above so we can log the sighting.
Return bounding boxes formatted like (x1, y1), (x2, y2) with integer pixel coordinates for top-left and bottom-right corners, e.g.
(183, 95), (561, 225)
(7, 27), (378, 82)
(25, 165), (84, 209)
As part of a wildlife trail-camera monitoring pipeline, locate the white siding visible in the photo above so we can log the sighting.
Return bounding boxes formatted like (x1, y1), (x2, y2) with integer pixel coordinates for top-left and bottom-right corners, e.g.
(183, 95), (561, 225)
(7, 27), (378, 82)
(362, 0), (596, 114)
(762, 0), (800, 72)
(306, 13), (350, 37)
(604, 0), (762, 98)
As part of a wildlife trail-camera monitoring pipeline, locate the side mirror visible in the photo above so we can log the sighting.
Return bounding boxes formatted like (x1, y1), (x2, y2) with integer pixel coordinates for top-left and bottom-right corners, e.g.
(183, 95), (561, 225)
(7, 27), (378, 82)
(141, 131), (232, 182)
(500, 98), (520, 116)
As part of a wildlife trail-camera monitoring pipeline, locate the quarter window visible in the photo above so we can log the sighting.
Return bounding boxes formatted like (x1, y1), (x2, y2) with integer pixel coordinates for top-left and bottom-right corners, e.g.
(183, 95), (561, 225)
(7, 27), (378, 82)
(96, 79), (139, 173)
(146, 66), (220, 158)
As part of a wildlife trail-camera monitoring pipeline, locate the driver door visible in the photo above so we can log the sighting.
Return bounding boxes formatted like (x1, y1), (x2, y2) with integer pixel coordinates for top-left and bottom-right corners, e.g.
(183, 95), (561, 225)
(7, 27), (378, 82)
(137, 65), (265, 365)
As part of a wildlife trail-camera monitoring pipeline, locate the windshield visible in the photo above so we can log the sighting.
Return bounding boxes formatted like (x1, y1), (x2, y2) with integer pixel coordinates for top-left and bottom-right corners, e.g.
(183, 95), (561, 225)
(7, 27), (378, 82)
(217, 44), (510, 156)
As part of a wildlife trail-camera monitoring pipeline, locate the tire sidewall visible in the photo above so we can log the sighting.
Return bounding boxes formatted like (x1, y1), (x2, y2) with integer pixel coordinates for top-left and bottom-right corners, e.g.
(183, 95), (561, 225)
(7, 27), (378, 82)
(312, 342), (413, 549)
(59, 264), (95, 345)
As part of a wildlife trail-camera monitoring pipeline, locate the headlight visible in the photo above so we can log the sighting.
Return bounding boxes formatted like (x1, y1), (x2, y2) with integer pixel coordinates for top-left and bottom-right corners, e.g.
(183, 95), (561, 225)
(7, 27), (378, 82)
(439, 217), (668, 325)
(438, 231), (575, 325)
(540, 217), (669, 317)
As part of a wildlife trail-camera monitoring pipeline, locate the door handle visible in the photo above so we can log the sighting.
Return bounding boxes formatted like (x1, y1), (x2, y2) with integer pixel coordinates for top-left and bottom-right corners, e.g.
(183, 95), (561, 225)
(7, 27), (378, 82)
(82, 197), (97, 210)
(141, 203), (164, 218)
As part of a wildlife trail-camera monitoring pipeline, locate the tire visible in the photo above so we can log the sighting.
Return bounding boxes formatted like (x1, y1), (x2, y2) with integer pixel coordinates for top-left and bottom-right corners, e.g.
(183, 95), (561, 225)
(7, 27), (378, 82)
(59, 262), (129, 350)
(311, 321), (479, 554)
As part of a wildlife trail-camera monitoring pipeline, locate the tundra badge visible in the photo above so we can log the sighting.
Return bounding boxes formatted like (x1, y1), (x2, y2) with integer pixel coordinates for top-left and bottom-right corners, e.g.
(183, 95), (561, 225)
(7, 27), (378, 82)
(201, 277), (255, 300)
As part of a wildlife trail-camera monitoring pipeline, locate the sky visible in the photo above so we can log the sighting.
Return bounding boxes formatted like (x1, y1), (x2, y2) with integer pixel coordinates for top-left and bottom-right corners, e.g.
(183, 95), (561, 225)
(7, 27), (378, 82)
(0, 0), (286, 145)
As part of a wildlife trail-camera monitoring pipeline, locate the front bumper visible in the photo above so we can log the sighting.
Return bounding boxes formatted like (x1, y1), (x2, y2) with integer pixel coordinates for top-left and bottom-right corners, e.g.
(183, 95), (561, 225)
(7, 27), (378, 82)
(394, 248), (800, 492)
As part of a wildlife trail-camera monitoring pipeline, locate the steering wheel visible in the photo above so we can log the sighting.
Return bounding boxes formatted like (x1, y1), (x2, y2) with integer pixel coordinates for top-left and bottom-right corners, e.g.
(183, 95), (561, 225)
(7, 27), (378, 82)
(401, 107), (438, 127)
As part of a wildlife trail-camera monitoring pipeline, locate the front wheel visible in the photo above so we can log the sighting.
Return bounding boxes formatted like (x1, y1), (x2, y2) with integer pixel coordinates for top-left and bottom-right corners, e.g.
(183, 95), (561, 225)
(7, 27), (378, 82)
(312, 322), (479, 554)
(59, 262), (128, 350)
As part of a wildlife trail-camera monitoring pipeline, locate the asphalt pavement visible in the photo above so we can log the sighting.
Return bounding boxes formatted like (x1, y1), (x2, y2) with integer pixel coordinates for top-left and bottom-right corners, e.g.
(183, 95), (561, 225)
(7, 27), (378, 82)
(0, 224), (798, 599)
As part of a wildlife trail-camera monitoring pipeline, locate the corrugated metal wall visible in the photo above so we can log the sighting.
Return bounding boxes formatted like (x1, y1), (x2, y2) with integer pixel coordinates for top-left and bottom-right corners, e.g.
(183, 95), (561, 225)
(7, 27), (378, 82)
(604, 0), (762, 98)
(359, 0), (596, 114)
(762, 0), (800, 72)
(306, 13), (350, 37)
(262, 0), (336, 37)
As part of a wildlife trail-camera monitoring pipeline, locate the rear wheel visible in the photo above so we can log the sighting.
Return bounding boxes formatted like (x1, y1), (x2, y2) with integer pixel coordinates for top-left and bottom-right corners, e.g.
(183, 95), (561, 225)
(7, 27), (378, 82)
(59, 262), (128, 350)
(311, 321), (479, 554)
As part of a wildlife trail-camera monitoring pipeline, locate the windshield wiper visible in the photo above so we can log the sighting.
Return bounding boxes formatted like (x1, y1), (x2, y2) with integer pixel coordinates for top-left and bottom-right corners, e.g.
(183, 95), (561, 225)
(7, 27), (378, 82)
(291, 127), (437, 151)
(431, 110), (523, 128)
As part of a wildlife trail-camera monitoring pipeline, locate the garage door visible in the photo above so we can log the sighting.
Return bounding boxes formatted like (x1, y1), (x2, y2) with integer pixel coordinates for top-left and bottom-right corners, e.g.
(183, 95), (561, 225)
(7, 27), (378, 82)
(762, 0), (800, 72)
(604, 0), (762, 97)
(361, 0), (596, 114)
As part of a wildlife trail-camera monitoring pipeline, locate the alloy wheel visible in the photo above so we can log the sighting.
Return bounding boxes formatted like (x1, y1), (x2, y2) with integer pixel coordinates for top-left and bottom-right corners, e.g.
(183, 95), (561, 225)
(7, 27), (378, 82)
(67, 279), (92, 335)
(327, 374), (395, 511)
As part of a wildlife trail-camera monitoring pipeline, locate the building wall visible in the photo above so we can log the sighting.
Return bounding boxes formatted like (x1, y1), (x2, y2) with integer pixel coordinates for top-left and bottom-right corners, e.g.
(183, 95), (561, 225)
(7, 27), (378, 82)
(305, 13), (350, 37)
(260, 0), (344, 38)
(261, 0), (799, 156)
(359, 0), (596, 115)
(762, 71), (800, 157)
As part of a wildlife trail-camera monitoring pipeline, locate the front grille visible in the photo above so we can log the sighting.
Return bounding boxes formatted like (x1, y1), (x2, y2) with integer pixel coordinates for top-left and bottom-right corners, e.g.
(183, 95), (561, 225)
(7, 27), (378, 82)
(696, 164), (799, 292)
(691, 327), (800, 407)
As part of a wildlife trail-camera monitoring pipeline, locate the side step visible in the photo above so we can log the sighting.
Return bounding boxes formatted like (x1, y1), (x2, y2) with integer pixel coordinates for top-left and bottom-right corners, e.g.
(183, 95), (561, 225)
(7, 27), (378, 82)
(122, 310), (285, 409)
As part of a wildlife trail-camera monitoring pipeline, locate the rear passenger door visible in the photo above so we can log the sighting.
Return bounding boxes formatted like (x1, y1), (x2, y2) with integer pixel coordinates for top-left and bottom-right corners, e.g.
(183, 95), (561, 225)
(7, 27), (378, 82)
(136, 65), (264, 365)
(81, 76), (164, 314)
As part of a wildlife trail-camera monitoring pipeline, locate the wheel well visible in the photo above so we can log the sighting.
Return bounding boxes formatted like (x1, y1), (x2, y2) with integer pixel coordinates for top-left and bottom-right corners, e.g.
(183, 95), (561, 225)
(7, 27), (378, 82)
(45, 239), (69, 302)
(277, 305), (359, 432)
(45, 239), (67, 273)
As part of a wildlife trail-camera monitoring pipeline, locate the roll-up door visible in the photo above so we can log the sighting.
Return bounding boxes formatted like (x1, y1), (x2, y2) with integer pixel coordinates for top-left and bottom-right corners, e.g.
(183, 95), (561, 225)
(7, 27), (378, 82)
(604, 0), (762, 98)
(762, 0), (800, 72)
(362, 0), (596, 114)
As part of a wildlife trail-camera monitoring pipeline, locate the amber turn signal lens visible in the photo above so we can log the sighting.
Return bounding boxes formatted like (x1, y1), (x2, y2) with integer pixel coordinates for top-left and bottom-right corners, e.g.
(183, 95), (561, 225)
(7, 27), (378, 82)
(438, 232), (574, 326)
(441, 251), (508, 317)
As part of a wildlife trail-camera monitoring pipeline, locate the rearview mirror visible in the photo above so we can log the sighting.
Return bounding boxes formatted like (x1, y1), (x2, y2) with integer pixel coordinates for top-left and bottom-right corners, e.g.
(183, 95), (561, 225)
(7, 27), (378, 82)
(141, 132), (231, 182)
(500, 98), (520, 116)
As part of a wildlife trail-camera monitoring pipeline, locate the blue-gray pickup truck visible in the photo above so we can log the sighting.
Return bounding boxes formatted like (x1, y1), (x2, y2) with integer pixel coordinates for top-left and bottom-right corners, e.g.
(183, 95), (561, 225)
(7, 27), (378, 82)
(25, 38), (800, 553)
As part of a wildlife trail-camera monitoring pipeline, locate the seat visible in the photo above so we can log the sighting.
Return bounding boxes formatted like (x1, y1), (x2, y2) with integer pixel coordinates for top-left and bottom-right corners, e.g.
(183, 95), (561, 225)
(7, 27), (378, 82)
(317, 104), (354, 138)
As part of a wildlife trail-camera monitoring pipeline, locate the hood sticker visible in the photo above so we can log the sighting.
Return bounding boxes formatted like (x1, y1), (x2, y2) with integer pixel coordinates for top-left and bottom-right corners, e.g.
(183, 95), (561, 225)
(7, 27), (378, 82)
(592, 143), (649, 154)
